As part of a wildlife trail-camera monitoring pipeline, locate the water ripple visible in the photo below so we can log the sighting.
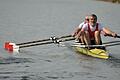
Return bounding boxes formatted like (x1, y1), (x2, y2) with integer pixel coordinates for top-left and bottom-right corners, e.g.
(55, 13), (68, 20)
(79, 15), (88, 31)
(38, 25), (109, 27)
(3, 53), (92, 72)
(0, 57), (33, 64)
(107, 55), (120, 68)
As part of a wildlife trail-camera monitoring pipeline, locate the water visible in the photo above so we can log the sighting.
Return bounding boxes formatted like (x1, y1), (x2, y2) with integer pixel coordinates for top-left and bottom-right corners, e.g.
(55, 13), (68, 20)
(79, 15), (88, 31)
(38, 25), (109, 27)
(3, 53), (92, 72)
(0, 0), (120, 80)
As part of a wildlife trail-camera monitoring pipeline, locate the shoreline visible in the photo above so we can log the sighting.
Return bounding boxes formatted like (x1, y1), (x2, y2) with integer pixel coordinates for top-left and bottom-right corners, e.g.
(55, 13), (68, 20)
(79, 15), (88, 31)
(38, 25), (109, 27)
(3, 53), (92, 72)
(97, 0), (120, 3)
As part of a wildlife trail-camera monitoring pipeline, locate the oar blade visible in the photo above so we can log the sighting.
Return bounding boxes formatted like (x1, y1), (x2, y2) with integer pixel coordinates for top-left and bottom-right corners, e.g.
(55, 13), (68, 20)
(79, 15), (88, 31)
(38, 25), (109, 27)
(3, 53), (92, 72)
(4, 42), (20, 53)
(4, 42), (10, 50)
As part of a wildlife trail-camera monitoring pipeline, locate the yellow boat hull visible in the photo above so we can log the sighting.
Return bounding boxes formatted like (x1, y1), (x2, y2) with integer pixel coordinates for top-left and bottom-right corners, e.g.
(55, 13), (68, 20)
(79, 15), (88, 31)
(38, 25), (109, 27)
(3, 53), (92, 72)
(74, 46), (109, 59)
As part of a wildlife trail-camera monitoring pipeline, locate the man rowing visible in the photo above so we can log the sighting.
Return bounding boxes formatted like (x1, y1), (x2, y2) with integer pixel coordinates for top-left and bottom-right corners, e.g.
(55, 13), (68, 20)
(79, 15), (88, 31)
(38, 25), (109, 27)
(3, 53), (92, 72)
(81, 14), (117, 45)
(72, 15), (89, 43)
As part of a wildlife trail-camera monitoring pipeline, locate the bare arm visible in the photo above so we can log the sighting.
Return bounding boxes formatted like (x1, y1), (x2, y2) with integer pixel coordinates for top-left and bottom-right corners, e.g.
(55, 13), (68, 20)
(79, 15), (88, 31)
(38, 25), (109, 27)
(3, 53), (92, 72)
(103, 27), (117, 37)
(72, 26), (81, 37)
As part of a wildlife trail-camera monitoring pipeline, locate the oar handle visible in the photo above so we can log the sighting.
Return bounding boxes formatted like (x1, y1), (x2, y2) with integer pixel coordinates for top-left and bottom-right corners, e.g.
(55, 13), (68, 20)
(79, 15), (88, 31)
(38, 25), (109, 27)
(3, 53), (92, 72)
(116, 35), (120, 38)
(105, 34), (120, 38)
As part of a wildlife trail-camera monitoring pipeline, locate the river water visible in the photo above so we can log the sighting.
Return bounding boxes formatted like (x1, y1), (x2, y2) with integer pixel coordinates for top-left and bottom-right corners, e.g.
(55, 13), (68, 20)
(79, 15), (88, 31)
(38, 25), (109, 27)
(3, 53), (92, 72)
(0, 0), (120, 80)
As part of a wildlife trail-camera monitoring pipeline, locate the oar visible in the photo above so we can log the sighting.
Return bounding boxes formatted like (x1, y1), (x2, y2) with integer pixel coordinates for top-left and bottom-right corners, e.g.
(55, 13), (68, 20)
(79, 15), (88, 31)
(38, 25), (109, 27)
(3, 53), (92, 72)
(7, 37), (75, 52)
(17, 35), (72, 45)
(20, 37), (75, 48)
(72, 42), (120, 48)
(4, 35), (72, 50)
(105, 34), (120, 38)
(116, 35), (120, 38)
(103, 41), (120, 44)
(106, 42), (120, 47)
(103, 34), (120, 44)
(72, 44), (105, 48)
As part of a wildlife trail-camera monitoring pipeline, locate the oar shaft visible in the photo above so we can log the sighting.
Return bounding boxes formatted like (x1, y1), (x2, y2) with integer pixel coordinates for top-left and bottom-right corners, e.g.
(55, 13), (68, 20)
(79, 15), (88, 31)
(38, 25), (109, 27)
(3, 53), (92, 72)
(17, 39), (50, 45)
(59, 37), (75, 42)
(17, 35), (72, 45)
(19, 41), (53, 48)
(103, 41), (120, 44)
(19, 37), (75, 48)
(72, 44), (105, 47)
(106, 43), (120, 47)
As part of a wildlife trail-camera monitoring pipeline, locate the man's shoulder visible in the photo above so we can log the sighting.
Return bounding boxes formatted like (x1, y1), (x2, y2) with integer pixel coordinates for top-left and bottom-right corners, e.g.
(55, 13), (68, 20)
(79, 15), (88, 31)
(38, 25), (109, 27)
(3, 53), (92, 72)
(82, 23), (88, 30)
(83, 23), (88, 26)
(78, 22), (86, 28)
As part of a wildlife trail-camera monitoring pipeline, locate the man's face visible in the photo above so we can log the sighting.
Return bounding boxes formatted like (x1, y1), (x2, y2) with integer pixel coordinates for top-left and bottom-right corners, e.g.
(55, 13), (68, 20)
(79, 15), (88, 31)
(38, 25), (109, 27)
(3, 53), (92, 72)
(89, 16), (97, 24)
(85, 17), (89, 23)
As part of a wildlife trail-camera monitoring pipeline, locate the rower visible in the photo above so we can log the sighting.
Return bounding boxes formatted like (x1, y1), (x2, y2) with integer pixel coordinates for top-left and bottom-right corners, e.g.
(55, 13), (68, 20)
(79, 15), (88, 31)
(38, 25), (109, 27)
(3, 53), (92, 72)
(81, 14), (117, 47)
(72, 15), (89, 43)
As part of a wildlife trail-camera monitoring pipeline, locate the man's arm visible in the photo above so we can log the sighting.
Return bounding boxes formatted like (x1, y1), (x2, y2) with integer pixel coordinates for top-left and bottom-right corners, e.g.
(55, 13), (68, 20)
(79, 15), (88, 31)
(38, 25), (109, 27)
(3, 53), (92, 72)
(72, 27), (81, 37)
(103, 27), (117, 37)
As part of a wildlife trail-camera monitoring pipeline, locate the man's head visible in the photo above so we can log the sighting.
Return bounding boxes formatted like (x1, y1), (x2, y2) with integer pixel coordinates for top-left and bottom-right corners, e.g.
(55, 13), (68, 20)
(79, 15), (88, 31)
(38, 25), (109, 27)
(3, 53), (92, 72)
(89, 14), (97, 24)
(85, 15), (89, 23)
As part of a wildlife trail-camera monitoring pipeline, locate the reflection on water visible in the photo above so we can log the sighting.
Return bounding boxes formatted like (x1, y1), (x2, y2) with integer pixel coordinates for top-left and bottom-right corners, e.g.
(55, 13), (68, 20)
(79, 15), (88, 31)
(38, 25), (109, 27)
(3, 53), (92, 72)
(0, 57), (33, 64)
(0, 71), (91, 80)
(107, 55), (120, 68)
(0, 53), (119, 79)
(0, 72), (29, 80)
(0, 57), (33, 80)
